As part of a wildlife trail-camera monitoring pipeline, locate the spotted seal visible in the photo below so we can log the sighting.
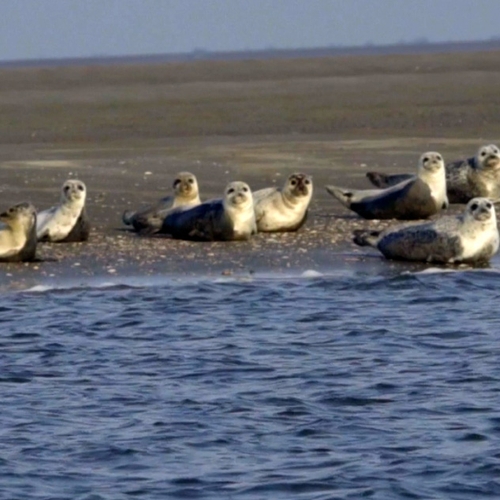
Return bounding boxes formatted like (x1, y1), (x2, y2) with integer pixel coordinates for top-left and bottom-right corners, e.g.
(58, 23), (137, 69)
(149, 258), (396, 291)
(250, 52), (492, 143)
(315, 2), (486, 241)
(37, 179), (90, 242)
(353, 197), (499, 264)
(326, 152), (448, 220)
(160, 181), (256, 241)
(253, 173), (313, 232)
(122, 171), (201, 233)
(0, 202), (37, 262)
(366, 144), (500, 204)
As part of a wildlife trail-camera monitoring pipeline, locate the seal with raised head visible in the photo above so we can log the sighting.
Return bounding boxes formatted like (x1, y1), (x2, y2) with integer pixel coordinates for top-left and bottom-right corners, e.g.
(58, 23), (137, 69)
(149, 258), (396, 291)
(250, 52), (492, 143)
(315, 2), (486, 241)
(366, 144), (500, 204)
(325, 152), (448, 220)
(122, 171), (201, 233)
(253, 173), (313, 232)
(353, 197), (499, 264)
(160, 181), (256, 241)
(0, 202), (37, 262)
(37, 179), (90, 242)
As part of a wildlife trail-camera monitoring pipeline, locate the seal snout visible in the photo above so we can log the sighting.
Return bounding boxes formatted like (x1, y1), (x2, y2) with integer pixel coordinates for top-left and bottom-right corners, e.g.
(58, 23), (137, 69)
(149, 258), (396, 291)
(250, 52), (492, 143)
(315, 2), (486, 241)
(485, 154), (500, 167)
(475, 207), (492, 221)
(290, 174), (312, 196)
(179, 183), (193, 195)
(176, 179), (196, 195)
(232, 191), (248, 205)
(226, 182), (251, 206)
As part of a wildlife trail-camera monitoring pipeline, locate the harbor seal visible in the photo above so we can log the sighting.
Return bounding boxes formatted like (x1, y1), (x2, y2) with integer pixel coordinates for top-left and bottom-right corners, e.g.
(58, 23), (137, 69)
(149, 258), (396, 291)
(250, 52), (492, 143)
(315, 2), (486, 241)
(253, 173), (313, 232)
(37, 179), (90, 242)
(366, 144), (500, 204)
(353, 197), (499, 264)
(160, 181), (256, 241)
(122, 171), (201, 233)
(326, 152), (448, 220)
(0, 202), (37, 262)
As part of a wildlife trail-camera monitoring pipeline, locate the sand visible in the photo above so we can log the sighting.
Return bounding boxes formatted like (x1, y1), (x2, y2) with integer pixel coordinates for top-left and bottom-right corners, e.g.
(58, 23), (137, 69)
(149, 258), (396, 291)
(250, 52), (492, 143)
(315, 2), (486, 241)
(1, 49), (500, 288)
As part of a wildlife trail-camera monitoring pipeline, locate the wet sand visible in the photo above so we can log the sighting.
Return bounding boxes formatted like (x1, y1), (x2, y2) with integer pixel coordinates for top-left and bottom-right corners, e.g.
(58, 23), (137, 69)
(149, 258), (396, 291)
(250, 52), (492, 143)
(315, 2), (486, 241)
(1, 49), (500, 287)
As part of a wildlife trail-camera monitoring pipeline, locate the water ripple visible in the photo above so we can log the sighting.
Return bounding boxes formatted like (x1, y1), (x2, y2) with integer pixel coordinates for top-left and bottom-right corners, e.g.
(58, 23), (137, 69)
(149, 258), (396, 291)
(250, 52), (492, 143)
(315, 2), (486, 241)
(0, 272), (499, 498)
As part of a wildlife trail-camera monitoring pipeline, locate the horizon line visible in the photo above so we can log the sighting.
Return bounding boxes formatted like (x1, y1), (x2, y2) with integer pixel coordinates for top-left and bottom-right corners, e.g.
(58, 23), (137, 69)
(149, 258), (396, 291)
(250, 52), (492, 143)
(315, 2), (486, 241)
(2, 38), (500, 69)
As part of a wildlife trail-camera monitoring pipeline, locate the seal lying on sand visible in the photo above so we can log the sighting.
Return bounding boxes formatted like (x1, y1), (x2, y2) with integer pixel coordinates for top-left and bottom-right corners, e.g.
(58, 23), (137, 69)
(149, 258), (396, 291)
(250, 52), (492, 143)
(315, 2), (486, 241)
(160, 181), (256, 241)
(353, 197), (499, 264)
(326, 152), (448, 220)
(0, 202), (37, 262)
(37, 180), (90, 242)
(122, 171), (201, 233)
(367, 144), (500, 204)
(253, 173), (313, 232)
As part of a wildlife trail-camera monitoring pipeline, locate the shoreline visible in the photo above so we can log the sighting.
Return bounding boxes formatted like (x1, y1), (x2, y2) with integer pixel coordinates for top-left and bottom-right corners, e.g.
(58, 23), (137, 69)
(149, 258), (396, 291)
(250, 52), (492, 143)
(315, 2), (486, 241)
(1, 50), (500, 289)
(1, 135), (500, 290)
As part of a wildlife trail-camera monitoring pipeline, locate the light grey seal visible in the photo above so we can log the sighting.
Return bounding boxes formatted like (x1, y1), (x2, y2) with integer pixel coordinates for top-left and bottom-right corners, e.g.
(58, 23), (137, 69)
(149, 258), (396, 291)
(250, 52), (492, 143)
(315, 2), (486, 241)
(122, 171), (201, 233)
(353, 197), (499, 264)
(366, 144), (500, 204)
(0, 202), (37, 262)
(253, 173), (313, 232)
(160, 181), (256, 241)
(37, 179), (90, 242)
(326, 152), (448, 220)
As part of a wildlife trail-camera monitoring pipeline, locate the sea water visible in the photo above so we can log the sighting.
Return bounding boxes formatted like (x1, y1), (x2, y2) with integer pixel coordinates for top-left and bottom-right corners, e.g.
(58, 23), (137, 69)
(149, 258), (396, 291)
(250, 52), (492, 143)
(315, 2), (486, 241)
(1, 268), (500, 499)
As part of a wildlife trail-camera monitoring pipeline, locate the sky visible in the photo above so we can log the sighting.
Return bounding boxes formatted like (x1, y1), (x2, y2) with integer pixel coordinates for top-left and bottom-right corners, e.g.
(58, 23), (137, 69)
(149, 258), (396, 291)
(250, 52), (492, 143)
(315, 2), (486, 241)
(0, 0), (499, 61)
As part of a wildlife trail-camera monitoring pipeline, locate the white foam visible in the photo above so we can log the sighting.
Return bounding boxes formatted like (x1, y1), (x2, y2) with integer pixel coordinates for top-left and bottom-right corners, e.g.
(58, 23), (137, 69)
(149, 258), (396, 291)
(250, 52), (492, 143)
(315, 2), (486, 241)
(301, 269), (324, 278)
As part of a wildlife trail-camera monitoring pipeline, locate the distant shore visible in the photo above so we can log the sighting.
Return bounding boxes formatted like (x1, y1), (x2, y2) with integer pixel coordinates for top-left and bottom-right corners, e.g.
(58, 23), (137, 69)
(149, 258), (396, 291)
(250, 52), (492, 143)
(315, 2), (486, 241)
(2, 38), (500, 68)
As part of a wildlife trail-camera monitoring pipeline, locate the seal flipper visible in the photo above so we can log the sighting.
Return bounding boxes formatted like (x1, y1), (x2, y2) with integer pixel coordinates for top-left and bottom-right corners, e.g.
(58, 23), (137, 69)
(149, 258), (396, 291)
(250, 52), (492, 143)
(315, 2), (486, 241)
(353, 229), (381, 247)
(61, 208), (90, 242)
(325, 185), (354, 209)
(122, 210), (135, 226)
(366, 172), (414, 188)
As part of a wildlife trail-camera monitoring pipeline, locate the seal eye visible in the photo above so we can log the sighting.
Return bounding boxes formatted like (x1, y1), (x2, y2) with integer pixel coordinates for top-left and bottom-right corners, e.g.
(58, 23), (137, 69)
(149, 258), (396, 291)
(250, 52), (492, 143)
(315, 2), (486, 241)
(173, 179), (181, 188)
(188, 178), (194, 184)
(64, 185), (70, 191)
(227, 188), (235, 194)
(242, 187), (248, 192)
(436, 155), (442, 161)
(470, 203), (478, 211)
(290, 180), (297, 186)
(481, 151), (486, 156)
(423, 157), (429, 163)
(305, 179), (311, 185)
(486, 202), (493, 209)
(77, 184), (84, 191)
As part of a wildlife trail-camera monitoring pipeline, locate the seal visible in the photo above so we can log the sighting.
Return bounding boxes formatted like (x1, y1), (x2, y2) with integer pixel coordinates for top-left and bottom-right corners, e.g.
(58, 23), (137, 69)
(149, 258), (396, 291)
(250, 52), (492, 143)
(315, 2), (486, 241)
(160, 181), (256, 241)
(37, 179), (90, 242)
(325, 152), (448, 220)
(366, 144), (500, 204)
(253, 173), (313, 232)
(122, 171), (201, 233)
(0, 202), (37, 262)
(353, 197), (499, 264)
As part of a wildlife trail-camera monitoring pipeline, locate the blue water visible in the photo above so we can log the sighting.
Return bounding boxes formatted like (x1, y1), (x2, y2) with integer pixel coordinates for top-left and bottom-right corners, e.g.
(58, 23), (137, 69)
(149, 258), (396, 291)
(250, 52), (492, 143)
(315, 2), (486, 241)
(1, 269), (500, 499)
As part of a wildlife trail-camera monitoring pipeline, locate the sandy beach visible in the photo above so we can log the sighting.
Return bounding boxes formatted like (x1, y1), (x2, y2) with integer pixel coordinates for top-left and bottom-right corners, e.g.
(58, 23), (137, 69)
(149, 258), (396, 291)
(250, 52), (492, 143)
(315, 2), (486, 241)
(1, 48), (500, 287)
